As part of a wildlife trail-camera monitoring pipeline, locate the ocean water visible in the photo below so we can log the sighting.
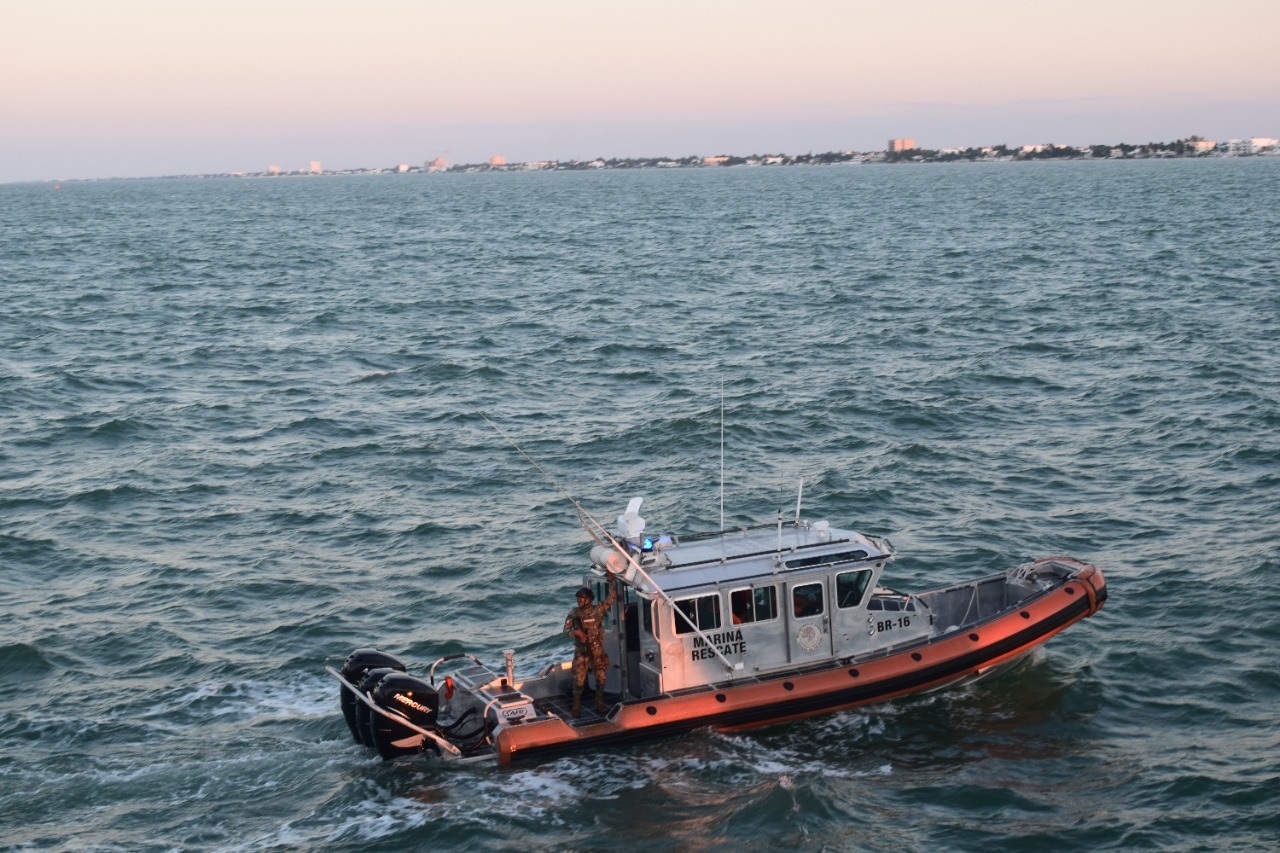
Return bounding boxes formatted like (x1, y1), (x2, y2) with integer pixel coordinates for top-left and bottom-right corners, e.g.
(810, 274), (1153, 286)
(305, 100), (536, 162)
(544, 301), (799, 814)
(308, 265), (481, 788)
(1, 160), (1278, 852)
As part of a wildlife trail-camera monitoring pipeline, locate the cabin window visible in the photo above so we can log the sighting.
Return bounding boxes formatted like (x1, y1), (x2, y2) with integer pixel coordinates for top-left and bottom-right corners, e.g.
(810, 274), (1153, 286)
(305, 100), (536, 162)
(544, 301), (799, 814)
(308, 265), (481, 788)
(792, 583), (825, 618)
(784, 549), (869, 570)
(673, 594), (722, 635)
(729, 586), (778, 625)
(836, 570), (873, 609)
(642, 597), (657, 639)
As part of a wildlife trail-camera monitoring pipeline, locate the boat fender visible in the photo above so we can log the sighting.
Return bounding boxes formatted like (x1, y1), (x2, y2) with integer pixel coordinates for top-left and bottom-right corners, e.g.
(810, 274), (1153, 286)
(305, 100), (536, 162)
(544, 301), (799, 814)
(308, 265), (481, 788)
(444, 676), (455, 701)
(590, 544), (633, 578)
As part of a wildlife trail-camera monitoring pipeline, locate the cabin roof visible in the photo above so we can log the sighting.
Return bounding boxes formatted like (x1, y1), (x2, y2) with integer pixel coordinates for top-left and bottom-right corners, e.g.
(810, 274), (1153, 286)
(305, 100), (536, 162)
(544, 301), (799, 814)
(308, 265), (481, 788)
(642, 522), (889, 594)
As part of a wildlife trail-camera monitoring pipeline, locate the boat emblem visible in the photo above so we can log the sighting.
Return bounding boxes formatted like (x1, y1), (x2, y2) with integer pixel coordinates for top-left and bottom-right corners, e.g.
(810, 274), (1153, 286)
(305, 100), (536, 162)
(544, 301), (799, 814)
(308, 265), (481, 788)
(796, 624), (823, 652)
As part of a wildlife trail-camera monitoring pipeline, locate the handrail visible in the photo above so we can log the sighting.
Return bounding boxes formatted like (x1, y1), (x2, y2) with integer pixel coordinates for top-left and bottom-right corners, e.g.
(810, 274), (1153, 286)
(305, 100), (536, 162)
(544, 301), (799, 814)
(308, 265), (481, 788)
(427, 653), (487, 686)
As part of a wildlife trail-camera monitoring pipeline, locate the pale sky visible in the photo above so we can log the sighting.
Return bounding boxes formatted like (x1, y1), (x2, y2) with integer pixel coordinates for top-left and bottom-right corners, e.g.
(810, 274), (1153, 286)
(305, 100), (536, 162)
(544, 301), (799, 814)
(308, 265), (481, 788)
(3, 0), (1277, 182)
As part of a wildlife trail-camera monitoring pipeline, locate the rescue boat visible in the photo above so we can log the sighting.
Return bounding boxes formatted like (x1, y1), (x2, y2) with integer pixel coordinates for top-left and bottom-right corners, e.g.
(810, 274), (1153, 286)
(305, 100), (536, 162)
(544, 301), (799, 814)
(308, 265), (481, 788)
(329, 495), (1107, 765)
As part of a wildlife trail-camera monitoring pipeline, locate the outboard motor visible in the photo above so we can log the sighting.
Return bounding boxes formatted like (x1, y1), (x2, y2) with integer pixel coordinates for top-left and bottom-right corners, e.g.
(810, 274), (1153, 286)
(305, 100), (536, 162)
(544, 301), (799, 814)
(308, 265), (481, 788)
(354, 667), (400, 748)
(338, 648), (406, 744)
(370, 673), (441, 760)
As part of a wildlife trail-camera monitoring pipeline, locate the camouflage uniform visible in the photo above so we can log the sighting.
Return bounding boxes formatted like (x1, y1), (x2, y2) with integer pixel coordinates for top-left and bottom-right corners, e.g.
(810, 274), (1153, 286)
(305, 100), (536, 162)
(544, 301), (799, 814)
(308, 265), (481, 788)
(563, 579), (617, 715)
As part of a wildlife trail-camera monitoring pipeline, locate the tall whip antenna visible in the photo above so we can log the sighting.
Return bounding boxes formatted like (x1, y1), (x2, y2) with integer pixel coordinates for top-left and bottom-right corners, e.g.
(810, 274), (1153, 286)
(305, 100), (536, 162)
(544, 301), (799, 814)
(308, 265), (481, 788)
(719, 381), (725, 531)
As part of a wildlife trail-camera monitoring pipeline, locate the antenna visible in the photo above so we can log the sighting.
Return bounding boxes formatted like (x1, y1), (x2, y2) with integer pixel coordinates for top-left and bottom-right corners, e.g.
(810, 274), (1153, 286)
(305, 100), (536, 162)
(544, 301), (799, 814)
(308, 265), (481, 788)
(794, 478), (804, 523)
(719, 381), (725, 531)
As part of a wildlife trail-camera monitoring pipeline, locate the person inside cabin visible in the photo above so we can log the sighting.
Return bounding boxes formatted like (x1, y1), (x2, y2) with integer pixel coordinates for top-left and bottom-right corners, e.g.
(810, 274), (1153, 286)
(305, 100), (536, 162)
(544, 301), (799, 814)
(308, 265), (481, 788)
(563, 575), (618, 718)
(731, 589), (751, 625)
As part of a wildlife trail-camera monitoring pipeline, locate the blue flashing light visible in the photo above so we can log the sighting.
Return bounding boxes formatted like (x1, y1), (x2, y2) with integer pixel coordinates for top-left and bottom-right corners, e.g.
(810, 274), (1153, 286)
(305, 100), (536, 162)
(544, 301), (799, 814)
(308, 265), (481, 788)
(642, 536), (654, 552)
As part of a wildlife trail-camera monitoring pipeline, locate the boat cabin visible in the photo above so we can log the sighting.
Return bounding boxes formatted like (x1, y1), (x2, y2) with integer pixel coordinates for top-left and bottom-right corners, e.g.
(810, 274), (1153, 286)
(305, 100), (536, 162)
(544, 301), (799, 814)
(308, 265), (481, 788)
(582, 506), (931, 699)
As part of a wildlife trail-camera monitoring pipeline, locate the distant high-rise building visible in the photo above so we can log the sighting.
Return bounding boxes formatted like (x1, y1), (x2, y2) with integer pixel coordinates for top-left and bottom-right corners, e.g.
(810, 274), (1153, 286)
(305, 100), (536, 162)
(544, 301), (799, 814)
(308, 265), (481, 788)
(427, 156), (448, 172)
(489, 155), (506, 166)
(267, 165), (281, 175)
(888, 138), (916, 152)
(309, 160), (322, 174)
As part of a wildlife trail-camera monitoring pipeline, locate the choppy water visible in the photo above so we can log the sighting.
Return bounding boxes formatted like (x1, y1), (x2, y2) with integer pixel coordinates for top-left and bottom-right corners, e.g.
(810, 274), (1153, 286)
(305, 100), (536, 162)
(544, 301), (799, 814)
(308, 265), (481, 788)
(2, 160), (1278, 852)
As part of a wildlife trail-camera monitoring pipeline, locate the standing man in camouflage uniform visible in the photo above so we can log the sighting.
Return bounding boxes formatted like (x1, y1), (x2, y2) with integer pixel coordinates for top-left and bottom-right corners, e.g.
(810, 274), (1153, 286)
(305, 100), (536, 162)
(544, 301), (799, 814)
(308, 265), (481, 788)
(563, 576), (618, 718)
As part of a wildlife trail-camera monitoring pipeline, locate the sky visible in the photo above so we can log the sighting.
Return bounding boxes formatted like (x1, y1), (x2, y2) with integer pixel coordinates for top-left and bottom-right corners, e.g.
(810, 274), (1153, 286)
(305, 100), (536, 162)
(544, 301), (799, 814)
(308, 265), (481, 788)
(3, 0), (1277, 182)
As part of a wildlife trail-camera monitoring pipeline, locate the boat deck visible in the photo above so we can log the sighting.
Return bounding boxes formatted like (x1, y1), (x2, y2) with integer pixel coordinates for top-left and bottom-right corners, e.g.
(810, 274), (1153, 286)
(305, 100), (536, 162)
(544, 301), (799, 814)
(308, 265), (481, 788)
(535, 686), (621, 726)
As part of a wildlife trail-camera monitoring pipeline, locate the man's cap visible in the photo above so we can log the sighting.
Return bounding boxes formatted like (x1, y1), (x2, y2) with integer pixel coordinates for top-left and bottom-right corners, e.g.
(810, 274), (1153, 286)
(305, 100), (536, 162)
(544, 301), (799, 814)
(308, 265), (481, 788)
(576, 587), (593, 600)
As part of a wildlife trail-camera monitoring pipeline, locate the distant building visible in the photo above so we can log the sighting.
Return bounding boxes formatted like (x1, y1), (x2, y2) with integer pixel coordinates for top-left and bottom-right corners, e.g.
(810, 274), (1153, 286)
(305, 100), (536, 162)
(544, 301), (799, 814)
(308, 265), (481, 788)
(267, 165), (281, 175)
(702, 155), (730, 166)
(308, 160), (322, 174)
(1191, 139), (1217, 154)
(427, 156), (448, 172)
(1221, 137), (1280, 156)
(489, 155), (506, 166)
(395, 163), (410, 173)
(888, 138), (916, 152)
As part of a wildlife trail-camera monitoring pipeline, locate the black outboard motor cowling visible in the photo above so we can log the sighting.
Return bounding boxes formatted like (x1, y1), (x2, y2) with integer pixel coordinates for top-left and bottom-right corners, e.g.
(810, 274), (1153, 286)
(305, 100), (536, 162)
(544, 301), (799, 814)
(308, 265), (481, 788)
(338, 649), (405, 744)
(370, 673), (441, 760)
(354, 667), (400, 748)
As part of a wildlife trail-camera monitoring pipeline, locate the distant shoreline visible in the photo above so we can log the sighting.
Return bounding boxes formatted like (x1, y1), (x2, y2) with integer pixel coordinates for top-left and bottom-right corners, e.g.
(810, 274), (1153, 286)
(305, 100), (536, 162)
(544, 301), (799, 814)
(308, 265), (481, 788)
(17, 137), (1280, 185)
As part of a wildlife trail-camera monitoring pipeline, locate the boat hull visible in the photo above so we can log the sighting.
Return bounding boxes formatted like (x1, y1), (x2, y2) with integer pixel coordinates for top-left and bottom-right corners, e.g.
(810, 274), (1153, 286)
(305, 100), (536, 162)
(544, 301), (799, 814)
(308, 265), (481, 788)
(494, 561), (1105, 764)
